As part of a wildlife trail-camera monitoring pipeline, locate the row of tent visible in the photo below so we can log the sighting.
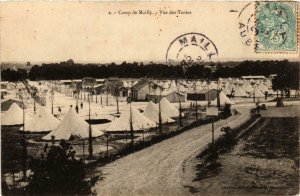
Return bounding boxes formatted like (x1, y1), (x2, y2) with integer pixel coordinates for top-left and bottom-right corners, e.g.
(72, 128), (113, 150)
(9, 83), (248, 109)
(1, 97), (180, 140)
(1, 91), (234, 140)
(106, 97), (178, 132)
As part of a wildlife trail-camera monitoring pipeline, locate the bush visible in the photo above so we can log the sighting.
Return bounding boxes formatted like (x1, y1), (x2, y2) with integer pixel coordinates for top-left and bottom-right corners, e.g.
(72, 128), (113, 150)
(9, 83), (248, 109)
(261, 104), (266, 110)
(27, 140), (90, 194)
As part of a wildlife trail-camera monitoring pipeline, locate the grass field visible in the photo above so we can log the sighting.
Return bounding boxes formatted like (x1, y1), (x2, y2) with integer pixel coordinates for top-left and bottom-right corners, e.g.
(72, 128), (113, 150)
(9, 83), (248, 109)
(188, 106), (299, 195)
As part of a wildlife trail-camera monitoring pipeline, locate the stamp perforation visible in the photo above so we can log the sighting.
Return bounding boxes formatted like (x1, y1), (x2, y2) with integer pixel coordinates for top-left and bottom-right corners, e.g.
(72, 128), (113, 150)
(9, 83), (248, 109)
(254, 1), (299, 54)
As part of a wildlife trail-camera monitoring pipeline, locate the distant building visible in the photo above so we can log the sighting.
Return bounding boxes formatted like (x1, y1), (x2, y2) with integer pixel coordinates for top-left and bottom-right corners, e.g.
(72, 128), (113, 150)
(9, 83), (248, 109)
(60, 80), (72, 85)
(269, 74), (277, 79)
(96, 79), (105, 85)
(241, 75), (266, 80)
(118, 86), (129, 97)
(131, 79), (163, 101)
(187, 89), (218, 101)
(147, 89), (185, 103)
(82, 77), (96, 85)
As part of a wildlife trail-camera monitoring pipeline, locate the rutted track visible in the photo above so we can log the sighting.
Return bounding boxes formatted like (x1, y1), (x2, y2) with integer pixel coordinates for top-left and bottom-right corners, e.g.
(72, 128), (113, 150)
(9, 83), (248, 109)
(92, 108), (251, 195)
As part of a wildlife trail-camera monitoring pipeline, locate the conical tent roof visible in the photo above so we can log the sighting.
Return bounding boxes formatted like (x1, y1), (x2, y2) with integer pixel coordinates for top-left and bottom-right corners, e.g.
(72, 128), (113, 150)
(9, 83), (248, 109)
(160, 97), (179, 117)
(209, 82), (217, 90)
(24, 106), (60, 132)
(43, 107), (103, 140)
(143, 101), (175, 124)
(201, 81), (207, 87)
(211, 91), (235, 106)
(257, 83), (269, 93)
(222, 87), (231, 95)
(249, 88), (265, 97)
(242, 83), (253, 93)
(106, 104), (156, 132)
(1, 103), (29, 126)
(234, 86), (247, 97)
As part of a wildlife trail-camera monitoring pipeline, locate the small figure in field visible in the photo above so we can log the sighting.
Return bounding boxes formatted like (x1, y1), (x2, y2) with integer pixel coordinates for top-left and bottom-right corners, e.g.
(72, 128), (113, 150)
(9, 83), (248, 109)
(75, 105), (79, 113)
(80, 102), (83, 109)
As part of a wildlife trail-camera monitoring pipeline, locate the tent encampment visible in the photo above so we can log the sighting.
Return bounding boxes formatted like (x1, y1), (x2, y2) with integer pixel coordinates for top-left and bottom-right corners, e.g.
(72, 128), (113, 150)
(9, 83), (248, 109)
(234, 86), (248, 97)
(106, 104), (156, 132)
(211, 91), (235, 106)
(143, 101), (175, 124)
(249, 88), (265, 98)
(23, 106), (60, 132)
(43, 107), (103, 140)
(159, 97), (179, 118)
(1, 103), (30, 126)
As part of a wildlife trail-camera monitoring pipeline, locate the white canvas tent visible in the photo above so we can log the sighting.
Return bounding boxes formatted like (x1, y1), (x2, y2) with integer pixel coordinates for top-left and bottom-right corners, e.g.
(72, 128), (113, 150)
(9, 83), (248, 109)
(222, 87), (231, 95)
(160, 97), (179, 117)
(23, 106), (60, 132)
(211, 91), (235, 106)
(249, 88), (265, 98)
(43, 107), (103, 140)
(106, 104), (156, 132)
(257, 83), (269, 93)
(234, 86), (248, 97)
(1, 103), (30, 126)
(143, 101), (175, 124)
(241, 83), (253, 94)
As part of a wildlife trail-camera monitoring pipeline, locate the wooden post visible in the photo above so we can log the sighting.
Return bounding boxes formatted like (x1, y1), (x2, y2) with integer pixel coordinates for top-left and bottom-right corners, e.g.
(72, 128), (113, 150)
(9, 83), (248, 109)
(88, 93), (93, 159)
(212, 116), (215, 154)
(106, 133), (109, 159)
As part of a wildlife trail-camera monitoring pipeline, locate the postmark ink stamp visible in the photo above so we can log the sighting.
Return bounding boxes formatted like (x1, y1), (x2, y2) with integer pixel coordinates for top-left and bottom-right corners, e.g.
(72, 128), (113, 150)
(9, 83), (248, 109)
(255, 1), (297, 52)
(238, 3), (255, 47)
(166, 33), (218, 72)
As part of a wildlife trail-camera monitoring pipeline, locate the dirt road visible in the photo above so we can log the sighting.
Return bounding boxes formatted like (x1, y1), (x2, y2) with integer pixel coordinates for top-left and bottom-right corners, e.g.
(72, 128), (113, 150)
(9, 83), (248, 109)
(92, 107), (251, 195)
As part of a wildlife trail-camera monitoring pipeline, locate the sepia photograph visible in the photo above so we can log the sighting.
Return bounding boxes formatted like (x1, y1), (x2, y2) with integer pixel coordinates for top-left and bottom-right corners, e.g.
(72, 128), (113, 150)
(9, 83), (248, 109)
(0, 1), (299, 195)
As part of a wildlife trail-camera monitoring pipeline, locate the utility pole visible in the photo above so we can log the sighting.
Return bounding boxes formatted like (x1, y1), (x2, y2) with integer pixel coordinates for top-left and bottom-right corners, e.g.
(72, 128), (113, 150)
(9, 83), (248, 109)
(51, 86), (54, 115)
(106, 133), (109, 159)
(211, 116), (215, 156)
(158, 88), (162, 134)
(130, 103), (134, 150)
(195, 81), (198, 121)
(33, 97), (36, 114)
(106, 86), (109, 106)
(88, 92), (93, 159)
(207, 80), (210, 107)
(116, 82), (120, 114)
(217, 80), (220, 110)
(20, 95), (27, 179)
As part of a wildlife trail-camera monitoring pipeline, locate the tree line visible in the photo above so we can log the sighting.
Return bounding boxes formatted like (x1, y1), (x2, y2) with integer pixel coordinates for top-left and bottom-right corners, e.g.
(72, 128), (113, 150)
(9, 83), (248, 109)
(1, 60), (299, 83)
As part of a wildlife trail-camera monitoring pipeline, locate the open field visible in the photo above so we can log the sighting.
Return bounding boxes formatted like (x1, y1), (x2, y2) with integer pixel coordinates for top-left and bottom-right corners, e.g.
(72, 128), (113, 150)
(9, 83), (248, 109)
(182, 105), (299, 195)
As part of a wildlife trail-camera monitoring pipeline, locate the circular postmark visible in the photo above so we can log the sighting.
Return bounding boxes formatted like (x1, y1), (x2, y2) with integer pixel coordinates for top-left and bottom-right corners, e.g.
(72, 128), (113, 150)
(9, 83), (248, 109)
(238, 3), (255, 47)
(166, 33), (218, 72)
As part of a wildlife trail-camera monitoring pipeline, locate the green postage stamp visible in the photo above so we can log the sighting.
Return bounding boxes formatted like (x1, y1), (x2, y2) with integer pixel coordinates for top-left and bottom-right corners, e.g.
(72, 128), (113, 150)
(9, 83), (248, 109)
(255, 1), (297, 52)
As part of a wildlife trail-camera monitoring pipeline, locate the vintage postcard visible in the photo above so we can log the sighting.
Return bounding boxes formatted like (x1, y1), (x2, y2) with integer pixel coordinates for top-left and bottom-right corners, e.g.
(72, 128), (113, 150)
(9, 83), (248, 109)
(0, 1), (299, 195)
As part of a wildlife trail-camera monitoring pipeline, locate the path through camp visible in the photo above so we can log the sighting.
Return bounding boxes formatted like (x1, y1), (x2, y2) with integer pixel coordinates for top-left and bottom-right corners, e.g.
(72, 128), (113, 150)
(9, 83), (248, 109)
(92, 107), (250, 195)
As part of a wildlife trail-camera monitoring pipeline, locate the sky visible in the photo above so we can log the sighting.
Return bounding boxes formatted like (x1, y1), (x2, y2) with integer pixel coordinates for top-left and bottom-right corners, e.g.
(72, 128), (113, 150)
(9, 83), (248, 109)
(0, 1), (298, 64)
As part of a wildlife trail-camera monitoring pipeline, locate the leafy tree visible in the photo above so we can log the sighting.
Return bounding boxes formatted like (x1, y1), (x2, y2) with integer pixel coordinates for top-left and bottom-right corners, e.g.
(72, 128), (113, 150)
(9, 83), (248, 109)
(272, 62), (299, 98)
(27, 140), (90, 194)
(1, 68), (28, 81)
